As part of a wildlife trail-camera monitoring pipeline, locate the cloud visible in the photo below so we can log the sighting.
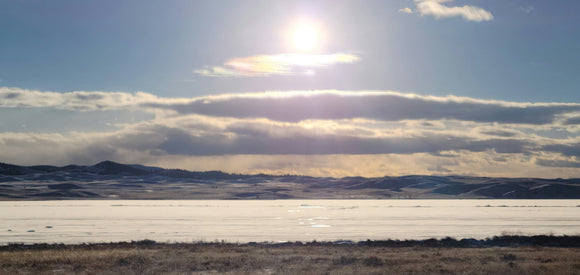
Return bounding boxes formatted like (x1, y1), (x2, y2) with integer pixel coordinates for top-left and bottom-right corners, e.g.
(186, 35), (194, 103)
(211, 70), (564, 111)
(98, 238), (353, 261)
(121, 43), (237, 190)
(2, 118), (579, 177)
(541, 143), (580, 158)
(0, 132), (121, 166)
(564, 116), (580, 125)
(145, 123), (533, 156)
(519, 6), (534, 14)
(0, 107), (152, 133)
(536, 158), (580, 168)
(194, 53), (360, 77)
(0, 114), (535, 158)
(477, 127), (520, 138)
(414, 0), (493, 22)
(143, 91), (580, 125)
(6, 111), (547, 159)
(4, 87), (580, 127)
(0, 87), (168, 111)
(399, 7), (414, 14)
(2, 87), (580, 177)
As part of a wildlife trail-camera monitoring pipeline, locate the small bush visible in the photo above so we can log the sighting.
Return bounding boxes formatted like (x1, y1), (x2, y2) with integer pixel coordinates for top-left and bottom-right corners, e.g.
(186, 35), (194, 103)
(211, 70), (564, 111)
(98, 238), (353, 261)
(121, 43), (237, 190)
(501, 253), (517, 261)
(333, 256), (358, 265)
(363, 256), (383, 266)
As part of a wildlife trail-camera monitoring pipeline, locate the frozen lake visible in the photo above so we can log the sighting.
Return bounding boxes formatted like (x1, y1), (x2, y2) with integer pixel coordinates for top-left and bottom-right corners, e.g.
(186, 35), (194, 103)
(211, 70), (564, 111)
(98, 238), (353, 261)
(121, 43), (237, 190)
(1, 200), (579, 244)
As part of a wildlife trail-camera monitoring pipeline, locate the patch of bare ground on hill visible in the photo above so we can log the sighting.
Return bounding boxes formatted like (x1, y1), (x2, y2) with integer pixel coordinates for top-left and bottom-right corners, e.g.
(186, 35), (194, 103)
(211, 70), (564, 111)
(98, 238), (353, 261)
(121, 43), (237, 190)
(2, 241), (580, 274)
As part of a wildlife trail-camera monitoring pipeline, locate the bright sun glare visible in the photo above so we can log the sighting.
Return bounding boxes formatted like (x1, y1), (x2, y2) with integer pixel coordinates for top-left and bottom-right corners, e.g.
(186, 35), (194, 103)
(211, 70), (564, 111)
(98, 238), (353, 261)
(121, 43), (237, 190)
(293, 25), (317, 51)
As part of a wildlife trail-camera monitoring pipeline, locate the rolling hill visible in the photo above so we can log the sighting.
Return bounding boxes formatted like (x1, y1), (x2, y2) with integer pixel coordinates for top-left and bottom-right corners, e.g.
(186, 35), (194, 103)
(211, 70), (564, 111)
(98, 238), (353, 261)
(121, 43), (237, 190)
(1, 161), (579, 200)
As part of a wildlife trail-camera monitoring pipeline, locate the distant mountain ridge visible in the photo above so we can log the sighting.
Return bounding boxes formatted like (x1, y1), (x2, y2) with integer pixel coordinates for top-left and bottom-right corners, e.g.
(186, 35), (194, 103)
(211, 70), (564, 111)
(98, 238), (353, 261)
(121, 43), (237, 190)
(1, 161), (580, 200)
(0, 160), (236, 179)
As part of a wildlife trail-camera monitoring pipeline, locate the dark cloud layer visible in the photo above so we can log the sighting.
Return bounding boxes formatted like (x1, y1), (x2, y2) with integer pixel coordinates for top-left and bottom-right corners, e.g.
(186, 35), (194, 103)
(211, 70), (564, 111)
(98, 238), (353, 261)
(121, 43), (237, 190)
(536, 159), (580, 168)
(144, 92), (580, 124)
(564, 117), (580, 125)
(478, 129), (520, 137)
(127, 124), (534, 156)
(541, 144), (580, 158)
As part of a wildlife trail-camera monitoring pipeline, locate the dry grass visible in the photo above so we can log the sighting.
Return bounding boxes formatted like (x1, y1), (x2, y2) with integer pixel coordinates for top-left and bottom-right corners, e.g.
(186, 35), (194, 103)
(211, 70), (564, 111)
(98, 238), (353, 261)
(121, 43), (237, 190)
(1, 242), (580, 274)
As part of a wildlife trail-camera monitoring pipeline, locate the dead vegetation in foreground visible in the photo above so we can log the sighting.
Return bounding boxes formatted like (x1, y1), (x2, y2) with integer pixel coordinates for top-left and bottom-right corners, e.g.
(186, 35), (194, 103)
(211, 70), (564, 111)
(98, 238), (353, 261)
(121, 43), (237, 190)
(2, 241), (580, 274)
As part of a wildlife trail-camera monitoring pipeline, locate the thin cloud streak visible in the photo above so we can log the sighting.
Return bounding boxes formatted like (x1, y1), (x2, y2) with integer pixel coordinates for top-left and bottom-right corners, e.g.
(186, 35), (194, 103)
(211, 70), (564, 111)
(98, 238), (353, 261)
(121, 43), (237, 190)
(0, 87), (168, 111)
(194, 53), (360, 77)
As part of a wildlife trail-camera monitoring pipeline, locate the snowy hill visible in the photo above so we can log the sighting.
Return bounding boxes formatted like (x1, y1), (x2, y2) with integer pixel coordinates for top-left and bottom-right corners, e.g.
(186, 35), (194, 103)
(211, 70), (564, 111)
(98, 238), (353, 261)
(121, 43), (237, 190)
(0, 161), (579, 200)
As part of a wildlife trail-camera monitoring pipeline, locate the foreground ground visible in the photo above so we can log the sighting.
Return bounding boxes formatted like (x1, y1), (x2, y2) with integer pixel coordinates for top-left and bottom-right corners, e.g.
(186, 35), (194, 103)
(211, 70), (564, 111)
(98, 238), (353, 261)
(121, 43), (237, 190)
(2, 241), (580, 274)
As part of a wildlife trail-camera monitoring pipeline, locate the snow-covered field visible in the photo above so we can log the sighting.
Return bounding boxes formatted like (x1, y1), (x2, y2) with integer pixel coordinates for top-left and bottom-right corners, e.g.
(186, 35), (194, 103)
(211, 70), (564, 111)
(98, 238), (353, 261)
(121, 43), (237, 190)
(1, 199), (579, 244)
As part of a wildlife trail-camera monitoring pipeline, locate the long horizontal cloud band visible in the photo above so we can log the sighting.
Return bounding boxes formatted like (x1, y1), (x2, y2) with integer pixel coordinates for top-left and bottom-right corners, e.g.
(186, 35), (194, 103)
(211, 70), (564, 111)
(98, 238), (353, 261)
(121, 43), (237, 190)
(154, 126), (534, 156)
(144, 92), (580, 125)
(3, 87), (580, 125)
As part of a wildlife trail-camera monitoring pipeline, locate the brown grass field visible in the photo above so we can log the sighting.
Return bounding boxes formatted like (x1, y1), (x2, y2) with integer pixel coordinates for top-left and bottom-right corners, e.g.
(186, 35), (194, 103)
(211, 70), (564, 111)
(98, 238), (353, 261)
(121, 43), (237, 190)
(2, 241), (580, 274)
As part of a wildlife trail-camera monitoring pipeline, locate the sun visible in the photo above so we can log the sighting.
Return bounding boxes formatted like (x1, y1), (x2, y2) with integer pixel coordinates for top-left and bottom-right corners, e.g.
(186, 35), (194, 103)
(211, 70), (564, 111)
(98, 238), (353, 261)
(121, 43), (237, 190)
(293, 25), (317, 51)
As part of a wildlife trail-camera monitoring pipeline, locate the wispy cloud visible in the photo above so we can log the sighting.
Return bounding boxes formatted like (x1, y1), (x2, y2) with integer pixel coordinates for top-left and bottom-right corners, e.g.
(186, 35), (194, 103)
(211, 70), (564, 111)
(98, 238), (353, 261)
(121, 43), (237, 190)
(410, 0), (493, 22)
(519, 6), (534, 14)
(0, 87), (186, 111)
(194, 53), (360, 77)
(0, 87), (162, 111)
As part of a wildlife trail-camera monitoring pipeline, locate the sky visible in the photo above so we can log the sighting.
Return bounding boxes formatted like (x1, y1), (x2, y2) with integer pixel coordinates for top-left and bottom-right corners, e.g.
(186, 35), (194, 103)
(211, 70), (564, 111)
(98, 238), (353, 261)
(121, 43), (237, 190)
(1, 0), (580, 178)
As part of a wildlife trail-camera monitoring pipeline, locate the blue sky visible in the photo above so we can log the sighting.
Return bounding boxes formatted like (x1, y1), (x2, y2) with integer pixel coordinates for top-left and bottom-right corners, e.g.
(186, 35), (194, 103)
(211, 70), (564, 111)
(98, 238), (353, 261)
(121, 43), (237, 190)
(1, 0), (580, 177)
